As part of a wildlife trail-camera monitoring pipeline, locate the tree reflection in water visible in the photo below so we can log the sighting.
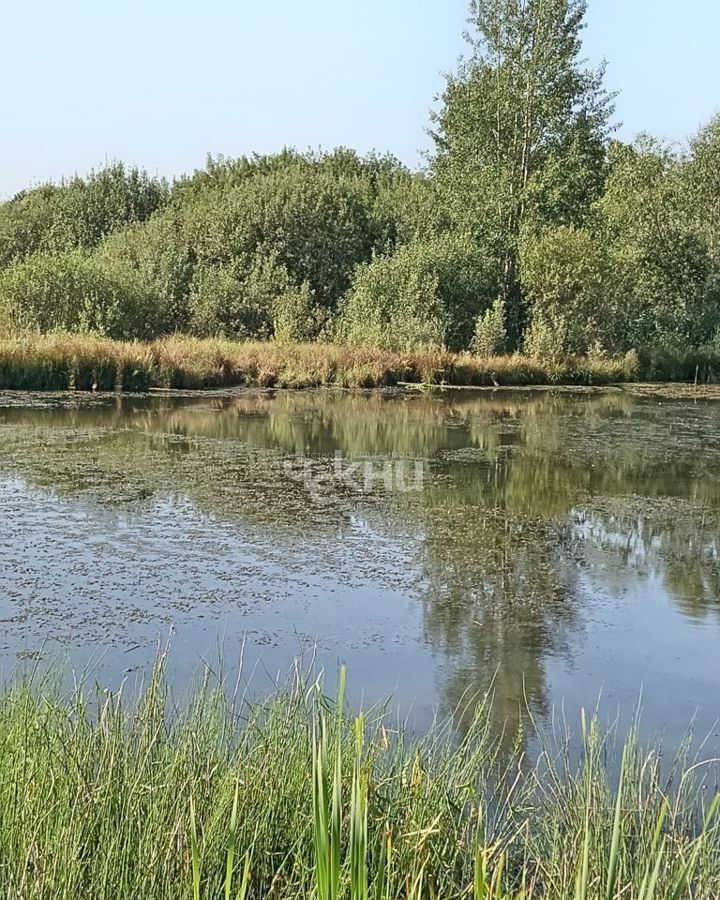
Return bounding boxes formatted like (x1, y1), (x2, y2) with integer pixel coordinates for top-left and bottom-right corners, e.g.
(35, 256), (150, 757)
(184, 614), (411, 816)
(1, 387), (719, 745)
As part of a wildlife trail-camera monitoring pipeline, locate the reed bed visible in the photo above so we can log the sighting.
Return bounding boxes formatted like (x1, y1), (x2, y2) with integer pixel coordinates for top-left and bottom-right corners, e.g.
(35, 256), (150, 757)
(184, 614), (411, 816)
(1, 663), (719, 899)
(0, 334), (641, 392)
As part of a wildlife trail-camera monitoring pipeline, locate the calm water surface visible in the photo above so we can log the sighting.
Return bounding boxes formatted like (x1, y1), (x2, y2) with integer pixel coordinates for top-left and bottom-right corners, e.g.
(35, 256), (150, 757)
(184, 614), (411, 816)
(1, 387), (718, 747)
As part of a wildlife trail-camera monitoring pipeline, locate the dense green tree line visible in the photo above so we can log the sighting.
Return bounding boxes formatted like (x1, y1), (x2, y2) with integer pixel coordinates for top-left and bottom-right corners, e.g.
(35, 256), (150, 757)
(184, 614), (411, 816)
(1, 0), (719, 358)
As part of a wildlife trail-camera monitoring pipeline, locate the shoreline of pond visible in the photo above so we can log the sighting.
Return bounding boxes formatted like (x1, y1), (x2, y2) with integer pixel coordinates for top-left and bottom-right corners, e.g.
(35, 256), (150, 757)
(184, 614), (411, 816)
(3, 380), (720, 410)
(4, 333), (720, 394)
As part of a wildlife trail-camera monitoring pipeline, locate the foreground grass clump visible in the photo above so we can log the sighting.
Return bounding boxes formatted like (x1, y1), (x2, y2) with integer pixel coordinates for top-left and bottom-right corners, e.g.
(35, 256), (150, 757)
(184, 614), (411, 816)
(0, 334), (645, 392)
(1, 664), (719, 899)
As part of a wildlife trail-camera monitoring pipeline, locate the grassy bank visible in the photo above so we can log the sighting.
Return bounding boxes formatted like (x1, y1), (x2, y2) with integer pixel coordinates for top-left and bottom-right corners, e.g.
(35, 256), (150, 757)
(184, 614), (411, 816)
(0, 334), (649, 392)
(1, 665), (718, 899)
(1, 334), (719, 393)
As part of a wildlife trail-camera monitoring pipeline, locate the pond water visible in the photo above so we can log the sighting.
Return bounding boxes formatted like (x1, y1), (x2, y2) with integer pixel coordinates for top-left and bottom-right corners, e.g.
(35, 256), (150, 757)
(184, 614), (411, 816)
(1, 387), (719, 748)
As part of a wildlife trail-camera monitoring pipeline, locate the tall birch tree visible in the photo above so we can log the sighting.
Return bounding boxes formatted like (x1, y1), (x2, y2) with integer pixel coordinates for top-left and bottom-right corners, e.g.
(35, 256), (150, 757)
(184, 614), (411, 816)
(432, 0), (615, 342)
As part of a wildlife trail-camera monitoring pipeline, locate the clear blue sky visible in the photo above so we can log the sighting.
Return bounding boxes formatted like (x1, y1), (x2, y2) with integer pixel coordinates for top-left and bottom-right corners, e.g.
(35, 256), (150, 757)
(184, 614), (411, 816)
(1, 0), (718, 198)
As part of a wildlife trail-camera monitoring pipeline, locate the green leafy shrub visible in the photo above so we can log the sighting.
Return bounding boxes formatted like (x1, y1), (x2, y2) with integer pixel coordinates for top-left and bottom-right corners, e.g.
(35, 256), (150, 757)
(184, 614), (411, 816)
(523, 317), (564, 361)
(185, 167), (379, 313)
(371, 171), (449, 248)
(598, 140), (720, 350)
(0, 163), (169, 267)
(472, 297), (507, 356)
(0, 251), (163, 340)
(338, 253), (444, 351)
(96, 212), (196, 332)
(273, 283), (322, 344)
(187, 252), (319, 342)
(338, 235), (496, 352)
(521, 225), (620, 356)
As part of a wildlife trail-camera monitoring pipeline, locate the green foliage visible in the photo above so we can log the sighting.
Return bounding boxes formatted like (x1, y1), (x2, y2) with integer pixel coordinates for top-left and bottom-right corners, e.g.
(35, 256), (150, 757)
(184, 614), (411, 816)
(0, 163), (169, 267)
(521, 226), (618, 356)
(183, 163), (383, 308)
(598, 139), (720, 349)
(0, 665), (719, 899)
(685, 115), (720, 262)
(186, 251), (324, 344)
(0, 251), (163, 340)
(432, 0), (615, 341)
(371, 171), (450, 248)
(0, 4), (718, 362)
(165, 161), (395, 340)
(339, 235), (496, 352)
(188, 252), (302, 340)
(472, 298), (507, 356)
(338, 250), (445, 351)
(273, 282), (322, 344)
(173, 148), (404, 205)
(0, 151), (419, 345)
(96, 211), (196, 332)
(523, 318), (562, 361)
(188, 265), (269, 340)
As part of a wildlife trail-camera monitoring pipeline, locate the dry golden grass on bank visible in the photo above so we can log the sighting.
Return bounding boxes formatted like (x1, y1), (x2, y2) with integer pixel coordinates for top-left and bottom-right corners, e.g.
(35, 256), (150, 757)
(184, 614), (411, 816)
(0, 334), (642, 392)
(0, 333), (152, 391)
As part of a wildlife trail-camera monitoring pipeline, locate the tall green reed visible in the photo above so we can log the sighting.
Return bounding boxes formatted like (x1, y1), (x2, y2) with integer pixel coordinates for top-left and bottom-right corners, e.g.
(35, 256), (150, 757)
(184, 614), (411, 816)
(0, 663), (717, 899)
